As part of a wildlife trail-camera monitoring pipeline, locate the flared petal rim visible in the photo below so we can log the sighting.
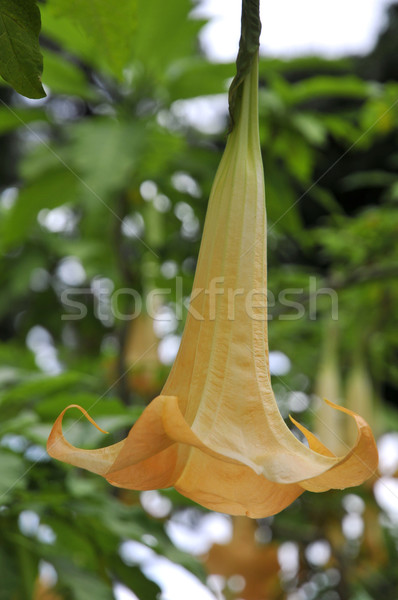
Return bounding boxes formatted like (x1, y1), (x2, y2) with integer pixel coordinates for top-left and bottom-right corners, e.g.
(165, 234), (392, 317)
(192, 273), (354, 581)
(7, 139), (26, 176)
(47, 395), (378, 511)
(174, 447), (304, 518)
(46, 398), (305, 517)
(291, 399), (379, 492)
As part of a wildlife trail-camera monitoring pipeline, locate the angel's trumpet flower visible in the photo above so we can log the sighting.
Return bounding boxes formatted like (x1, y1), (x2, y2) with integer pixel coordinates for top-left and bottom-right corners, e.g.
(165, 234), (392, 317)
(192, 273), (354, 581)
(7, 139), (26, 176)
(313, 324), (348, 456)
(124, 311), (162, 397)
(345, 356), (378, 446)
(47, 56), (378, 518)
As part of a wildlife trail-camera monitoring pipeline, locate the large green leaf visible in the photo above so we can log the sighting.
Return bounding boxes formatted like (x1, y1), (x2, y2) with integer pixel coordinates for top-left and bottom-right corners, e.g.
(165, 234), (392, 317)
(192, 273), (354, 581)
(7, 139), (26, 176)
(259, 55), (352, 76)
(63, 117), (183, 208)
(0, 372), (91, 407)
(286, 75), (370, 106)
(42, 49), (98, 99)
(48, 0), (137, 79)
(341, 170), (398, 191)
(64, 118), (145, 198)
(0, 0), (45, 98)
(133, 0), (204, 78)
(40, 4), (97, 70)
(167, 59), (233, 100)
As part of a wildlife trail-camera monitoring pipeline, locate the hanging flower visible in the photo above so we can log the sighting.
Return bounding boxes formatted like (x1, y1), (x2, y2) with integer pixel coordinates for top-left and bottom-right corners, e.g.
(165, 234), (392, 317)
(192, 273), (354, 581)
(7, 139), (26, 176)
(47, 55), (378, 518)
(345, 354), (378, 446)
(312, 323), (347, 456)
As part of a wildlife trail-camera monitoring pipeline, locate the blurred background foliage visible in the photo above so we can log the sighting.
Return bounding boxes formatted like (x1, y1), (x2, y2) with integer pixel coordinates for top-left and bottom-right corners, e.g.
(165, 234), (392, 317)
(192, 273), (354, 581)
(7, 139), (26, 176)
(1, 1), (398, 599)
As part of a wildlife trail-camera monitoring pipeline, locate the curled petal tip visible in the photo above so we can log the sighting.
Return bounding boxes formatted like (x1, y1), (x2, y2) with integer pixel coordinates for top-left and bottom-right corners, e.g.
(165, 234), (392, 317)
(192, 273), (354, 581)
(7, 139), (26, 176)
(47, 404), (122, 476)
(64, 404), (109, 434)
(295, 398), (378, 492)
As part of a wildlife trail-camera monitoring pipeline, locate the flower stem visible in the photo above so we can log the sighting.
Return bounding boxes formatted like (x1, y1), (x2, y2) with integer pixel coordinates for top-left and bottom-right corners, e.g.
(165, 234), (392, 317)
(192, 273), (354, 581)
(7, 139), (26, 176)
(228, 0), (262, 128)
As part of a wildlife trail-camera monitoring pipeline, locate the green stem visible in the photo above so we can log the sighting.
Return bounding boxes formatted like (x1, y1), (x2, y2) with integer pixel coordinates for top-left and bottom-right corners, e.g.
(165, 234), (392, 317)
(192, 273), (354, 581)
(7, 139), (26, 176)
(228, 0), (261, 128)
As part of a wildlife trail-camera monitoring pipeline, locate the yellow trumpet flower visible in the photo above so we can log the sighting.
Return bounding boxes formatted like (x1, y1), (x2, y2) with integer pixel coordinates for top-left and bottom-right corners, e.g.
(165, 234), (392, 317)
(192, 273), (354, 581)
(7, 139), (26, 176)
(47, 55), (378, 518)
(313, 324), (348, 456)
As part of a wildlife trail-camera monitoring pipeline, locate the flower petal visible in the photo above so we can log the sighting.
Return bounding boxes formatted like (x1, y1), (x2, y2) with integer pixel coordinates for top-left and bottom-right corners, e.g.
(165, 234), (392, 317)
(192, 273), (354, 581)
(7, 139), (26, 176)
(108, 394), (305, 516)
(117, 394), (341, 487)
(174, 446), (303, 518)
(106, 446), (180, 490)
(290, 413), (336, 458)
(106, 395), (263, 489)
(46, 405), (124, 475)
(294, 400), (379, 492)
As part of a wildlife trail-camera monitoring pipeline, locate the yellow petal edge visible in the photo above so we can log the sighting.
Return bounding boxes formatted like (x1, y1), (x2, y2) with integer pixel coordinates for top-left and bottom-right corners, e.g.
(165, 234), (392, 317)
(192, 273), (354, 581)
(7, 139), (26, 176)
(47, 55), (378, 518)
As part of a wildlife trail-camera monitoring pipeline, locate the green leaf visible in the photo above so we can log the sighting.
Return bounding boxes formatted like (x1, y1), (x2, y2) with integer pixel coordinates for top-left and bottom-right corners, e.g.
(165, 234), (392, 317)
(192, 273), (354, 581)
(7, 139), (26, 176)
(274, 131), (315, 183)
(341, 170), (398, 191)
(48, 0), (137, 79)
(167, 58), (233, 101)
(133, 0), (204, 78)
(36, 394), (135, 420)
(292, 113), (327, 146)
(0, 107), (47, 135)
(0, 450), (27, 500)
(0, 367), (23, 387)
(42, 49), (98, 99)
(308, 186), (343, 215)
(259, 55), (352, 77)
(0, 343), (37, 371)
(387, 181), (398, 202)
(40, 4), (97, 70)
(0, 167), (78, 252)
(0, 547), (20, 600)
(265, 163), (302, 235)
(320, 113), (361, 143)
(287, 75), (369, 106)
(54, 559), (114, 600)
(65, 118), (146, 198)
(0, 371), (92, 408)
(0, 411), (38, 436)
(0, 251), (46, 317)
(0, 0), (45, 98)
(45, 518), (100, 570)
(111, 563), (162, 600)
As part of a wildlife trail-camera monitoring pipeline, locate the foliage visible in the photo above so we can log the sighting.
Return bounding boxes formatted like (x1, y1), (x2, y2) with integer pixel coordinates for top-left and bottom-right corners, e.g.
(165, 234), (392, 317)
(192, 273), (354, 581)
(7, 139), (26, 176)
(0, 0), (45, 98)
(1, 1), (398, 599)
